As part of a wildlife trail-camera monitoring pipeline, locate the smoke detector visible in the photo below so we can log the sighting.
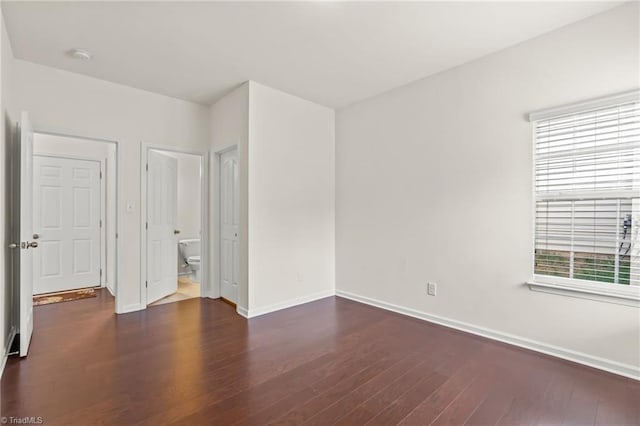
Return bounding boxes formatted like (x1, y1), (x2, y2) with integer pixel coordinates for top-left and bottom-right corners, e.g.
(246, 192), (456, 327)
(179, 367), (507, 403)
(68, 49), (92, 61)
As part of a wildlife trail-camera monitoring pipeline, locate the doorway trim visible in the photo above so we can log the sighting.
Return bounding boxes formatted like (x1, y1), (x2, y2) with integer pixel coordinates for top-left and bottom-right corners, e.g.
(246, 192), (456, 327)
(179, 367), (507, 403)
(140, 143), (210, 308)
(31, 131), (123, 313)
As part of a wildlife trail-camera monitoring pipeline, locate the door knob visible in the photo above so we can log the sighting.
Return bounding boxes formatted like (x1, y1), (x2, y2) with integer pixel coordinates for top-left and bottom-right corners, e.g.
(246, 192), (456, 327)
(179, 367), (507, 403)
(174, 230), (181, 235)
(8, 243), (18, 249)
(32, 233), (40, 240)
(27, 241), (38, 249)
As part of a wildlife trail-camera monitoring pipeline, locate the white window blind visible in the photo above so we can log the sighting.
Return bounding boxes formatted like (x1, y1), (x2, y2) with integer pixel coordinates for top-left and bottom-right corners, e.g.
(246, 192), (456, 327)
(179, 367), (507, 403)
(534, 98), (640, 286)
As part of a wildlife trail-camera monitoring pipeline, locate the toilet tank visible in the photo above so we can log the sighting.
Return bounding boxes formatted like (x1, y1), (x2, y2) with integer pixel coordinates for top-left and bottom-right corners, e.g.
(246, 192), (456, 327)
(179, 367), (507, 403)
(178, 239), (200, 259)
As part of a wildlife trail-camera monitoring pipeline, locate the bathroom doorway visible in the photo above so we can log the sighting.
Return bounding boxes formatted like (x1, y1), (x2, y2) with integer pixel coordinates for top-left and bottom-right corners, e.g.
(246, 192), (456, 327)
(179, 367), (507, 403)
(141, 145), (207, 307)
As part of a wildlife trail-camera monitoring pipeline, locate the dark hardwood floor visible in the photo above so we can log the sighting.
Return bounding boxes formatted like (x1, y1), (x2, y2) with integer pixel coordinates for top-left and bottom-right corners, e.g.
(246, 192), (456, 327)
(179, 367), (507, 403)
(1, 289), (638, 425)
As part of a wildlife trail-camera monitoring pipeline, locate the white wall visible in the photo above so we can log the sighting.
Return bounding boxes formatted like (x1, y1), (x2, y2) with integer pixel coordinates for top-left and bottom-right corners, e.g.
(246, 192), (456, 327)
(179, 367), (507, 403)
(209, 83), (249, 309)
(247, 82), (335, 315)
(209, 81), (335, 316)
(33, 133), (117, 293)
(0, 9), (16, 374)
(13, 60), (210, 313)
(336, 2), (640, 374)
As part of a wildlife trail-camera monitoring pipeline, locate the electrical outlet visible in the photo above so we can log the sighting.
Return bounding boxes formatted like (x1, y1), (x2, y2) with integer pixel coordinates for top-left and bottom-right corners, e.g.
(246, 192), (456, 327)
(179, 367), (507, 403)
(427, 282), (437, 296)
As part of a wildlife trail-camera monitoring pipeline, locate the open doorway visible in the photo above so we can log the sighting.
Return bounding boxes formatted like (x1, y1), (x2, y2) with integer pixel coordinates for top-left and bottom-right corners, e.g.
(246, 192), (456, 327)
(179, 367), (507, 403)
(142, 146), (206, 307)
(7, 119), (122, 358)
(31, 133), (117, 305)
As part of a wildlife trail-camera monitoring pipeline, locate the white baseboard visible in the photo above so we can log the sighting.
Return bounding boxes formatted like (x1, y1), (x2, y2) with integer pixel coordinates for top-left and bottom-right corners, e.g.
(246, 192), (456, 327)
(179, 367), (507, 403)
(106, 283), (115, 297)
(236, 305), (249, 318)
(245, 289), (335, 319)
(336, 290), (640, 381)
(116, 303), (143, 314)
(1, 325), (17, 378)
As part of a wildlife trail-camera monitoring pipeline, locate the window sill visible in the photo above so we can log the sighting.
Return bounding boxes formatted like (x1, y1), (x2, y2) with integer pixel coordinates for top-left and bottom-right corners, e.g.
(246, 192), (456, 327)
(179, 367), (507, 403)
(527, 277), (640, 307)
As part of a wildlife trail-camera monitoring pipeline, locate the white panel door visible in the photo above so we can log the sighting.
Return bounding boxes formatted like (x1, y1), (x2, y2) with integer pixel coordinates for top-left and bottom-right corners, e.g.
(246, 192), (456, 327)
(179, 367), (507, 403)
(147, 150), (178, 304)
(220, 149), (239, 303)
(33, 156), (101, 295)
(19, 112), (35, 357)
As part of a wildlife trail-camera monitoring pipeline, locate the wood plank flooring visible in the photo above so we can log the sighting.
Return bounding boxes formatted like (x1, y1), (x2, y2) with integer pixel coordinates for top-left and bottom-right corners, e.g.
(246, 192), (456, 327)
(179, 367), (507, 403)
(1, 289), (638, 425)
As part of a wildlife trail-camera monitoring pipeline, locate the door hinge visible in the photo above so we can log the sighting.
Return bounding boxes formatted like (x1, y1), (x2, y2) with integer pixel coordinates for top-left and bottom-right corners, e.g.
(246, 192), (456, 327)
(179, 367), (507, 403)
(145, 281), (148, 288)
(146, 163), (149, 172)
(100, 171), (103, 179)
(100, 219), (103, 228)
(146, 222), (148, 230)
(100, 268), (103, 277)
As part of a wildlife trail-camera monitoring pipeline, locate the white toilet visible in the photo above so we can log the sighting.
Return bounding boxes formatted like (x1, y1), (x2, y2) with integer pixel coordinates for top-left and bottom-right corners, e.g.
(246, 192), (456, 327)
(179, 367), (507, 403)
(178, 239), (201, 283)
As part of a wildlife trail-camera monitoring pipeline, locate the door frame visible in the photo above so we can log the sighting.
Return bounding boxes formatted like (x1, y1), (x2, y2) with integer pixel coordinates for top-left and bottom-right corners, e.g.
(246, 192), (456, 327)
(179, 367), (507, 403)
(32, 153), (106, 290)
(212, 145), (238, 301)
(30, 131), (123, 313)
(140, 143), (209, 308)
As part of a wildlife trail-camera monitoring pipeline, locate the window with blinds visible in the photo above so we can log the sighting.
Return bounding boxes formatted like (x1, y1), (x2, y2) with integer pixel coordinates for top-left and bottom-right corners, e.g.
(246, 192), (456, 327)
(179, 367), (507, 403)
(534, 99), (639, 286)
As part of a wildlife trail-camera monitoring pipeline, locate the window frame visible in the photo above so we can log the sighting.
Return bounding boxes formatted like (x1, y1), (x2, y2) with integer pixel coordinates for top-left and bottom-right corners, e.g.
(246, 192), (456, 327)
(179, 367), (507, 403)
(528, 90), (640, 307)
